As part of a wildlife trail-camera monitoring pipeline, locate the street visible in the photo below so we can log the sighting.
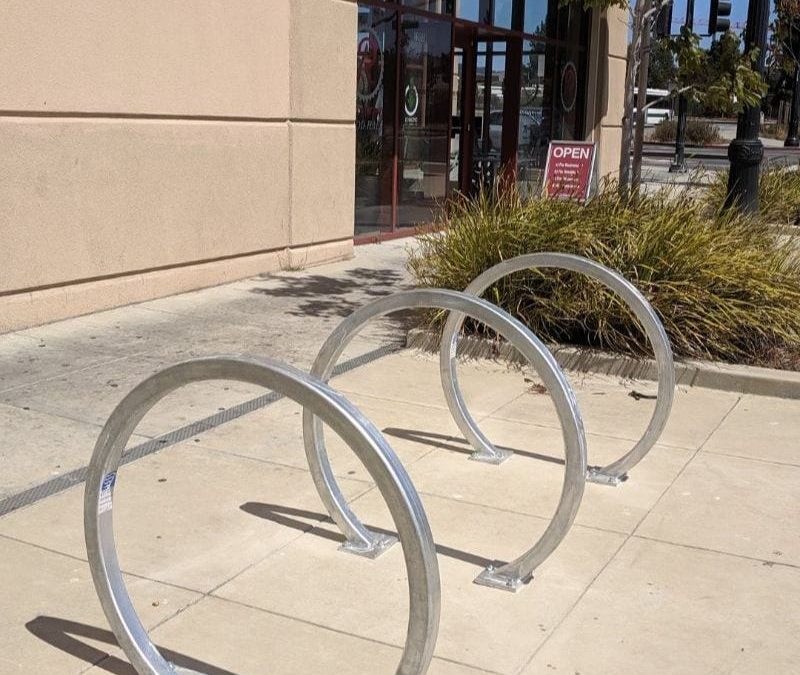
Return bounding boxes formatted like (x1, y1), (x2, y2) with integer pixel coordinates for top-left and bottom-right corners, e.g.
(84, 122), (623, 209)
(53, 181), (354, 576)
(642, 142), (800, 171)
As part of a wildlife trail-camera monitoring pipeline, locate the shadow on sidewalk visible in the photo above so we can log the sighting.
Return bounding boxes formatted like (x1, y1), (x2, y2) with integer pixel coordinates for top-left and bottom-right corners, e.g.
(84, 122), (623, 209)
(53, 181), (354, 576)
(250, 267), (407, 319)
(239, 502), (499, 569)
(382, 427), (566, 466)
(25, 616), (236, 674)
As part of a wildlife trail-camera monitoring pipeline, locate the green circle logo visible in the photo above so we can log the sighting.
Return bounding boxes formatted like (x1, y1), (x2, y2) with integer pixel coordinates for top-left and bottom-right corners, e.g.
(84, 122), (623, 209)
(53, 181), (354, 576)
(404, 84), (420, 118)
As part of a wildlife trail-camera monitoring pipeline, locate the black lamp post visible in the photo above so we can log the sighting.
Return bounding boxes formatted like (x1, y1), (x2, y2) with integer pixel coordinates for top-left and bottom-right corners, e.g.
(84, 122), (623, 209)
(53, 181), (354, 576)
(670, 0), (694, 173)
(724, 0), (771, 214)
(786, 65), (800, 147)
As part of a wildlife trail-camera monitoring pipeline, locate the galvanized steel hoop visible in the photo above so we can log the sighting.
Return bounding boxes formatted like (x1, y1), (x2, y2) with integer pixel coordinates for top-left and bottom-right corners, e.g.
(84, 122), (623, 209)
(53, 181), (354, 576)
(440, 253), (676, 485)
(304, 289), (588, 591)
(84, 357), (440, 675)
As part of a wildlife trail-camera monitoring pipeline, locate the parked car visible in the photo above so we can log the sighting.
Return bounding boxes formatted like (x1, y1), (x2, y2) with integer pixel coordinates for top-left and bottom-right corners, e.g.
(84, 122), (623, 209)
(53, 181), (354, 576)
(488, 108), (547, 151)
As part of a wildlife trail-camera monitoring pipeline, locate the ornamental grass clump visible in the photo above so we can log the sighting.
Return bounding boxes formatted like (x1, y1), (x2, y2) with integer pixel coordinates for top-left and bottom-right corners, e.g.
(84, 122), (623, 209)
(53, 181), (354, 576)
(409, 181), (800, 368)
(649, 119), (723, 146)
(705, 163), (800, 226)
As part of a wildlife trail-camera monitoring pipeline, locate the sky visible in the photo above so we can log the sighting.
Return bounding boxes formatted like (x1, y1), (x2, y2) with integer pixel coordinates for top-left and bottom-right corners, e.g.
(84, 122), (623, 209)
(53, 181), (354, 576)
(667, 0), (777, 47)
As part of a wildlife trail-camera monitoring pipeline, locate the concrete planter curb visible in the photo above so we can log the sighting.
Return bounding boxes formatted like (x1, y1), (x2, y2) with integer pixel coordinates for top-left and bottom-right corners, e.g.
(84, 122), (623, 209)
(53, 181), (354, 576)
(406, 328), (800, 400)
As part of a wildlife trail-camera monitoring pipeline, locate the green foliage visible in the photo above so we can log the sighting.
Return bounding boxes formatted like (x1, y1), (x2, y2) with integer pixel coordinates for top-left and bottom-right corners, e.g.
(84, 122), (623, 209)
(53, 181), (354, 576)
(671, 30), (768, 114)
(355, 130), (383, 176)
(648, 38), (676, 89)
(566, 0), (628, 9)
(408, 182), (800, 367)
(705, 163), (800, 227)
(772, 0), (800, 73)
(649, 118), (722, 145)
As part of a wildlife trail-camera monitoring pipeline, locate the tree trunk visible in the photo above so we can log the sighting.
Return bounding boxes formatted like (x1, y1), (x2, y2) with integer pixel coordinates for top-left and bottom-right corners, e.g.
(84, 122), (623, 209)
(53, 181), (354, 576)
(619, 0), (645, 192)
(632, 0), (654, 195)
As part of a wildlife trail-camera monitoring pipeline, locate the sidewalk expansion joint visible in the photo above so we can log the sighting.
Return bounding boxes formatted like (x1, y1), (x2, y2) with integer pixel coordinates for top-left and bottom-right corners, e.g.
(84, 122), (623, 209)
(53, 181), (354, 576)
(0, 344), (399, 519)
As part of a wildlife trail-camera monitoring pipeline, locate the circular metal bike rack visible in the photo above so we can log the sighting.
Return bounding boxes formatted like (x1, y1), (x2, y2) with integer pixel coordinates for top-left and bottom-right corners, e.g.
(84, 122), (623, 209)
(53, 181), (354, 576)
(304, 288), (587, 592)
(440, 253), (675, 486)
(85, 356), (440, 675)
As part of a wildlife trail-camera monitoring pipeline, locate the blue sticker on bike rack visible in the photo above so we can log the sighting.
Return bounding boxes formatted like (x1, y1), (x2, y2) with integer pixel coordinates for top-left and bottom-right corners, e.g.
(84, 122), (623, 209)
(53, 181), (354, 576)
(98, 471), (116, 514)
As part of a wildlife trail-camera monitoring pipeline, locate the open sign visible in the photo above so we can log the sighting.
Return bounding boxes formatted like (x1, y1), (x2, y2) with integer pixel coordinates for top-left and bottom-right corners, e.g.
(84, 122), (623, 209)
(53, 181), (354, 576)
(543, 141), (597, 202)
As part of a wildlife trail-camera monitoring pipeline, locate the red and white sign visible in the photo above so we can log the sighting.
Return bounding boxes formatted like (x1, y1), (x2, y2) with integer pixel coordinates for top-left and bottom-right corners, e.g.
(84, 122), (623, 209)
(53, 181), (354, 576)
(543, 141), (597, 202)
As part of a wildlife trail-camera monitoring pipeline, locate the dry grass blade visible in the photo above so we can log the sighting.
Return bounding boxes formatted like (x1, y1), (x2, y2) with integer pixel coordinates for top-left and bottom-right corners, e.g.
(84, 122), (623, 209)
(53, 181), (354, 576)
(409, 179), (800, 370)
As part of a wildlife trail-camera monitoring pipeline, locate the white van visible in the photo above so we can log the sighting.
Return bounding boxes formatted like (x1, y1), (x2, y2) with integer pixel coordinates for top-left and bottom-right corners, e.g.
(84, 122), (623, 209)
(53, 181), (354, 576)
(634, 88), (674, 126)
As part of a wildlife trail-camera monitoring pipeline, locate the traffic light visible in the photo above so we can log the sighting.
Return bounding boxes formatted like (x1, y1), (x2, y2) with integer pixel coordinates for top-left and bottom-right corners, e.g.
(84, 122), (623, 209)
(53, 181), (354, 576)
(708, 0), (732, 35)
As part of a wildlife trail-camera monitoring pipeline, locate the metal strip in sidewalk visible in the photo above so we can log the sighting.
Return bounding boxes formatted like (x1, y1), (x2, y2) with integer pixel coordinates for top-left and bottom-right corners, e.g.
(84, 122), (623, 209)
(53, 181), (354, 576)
(0, 344), (400, 519)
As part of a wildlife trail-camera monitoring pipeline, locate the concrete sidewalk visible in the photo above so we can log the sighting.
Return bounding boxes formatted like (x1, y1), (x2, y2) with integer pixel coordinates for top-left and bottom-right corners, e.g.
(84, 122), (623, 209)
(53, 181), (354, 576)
(1, 241), (799, 674)
(0, 240), (414, 501)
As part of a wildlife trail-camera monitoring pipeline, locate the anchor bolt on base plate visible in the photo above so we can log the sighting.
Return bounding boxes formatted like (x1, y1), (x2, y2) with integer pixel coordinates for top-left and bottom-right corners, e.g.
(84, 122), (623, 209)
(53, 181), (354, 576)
(586, 467), (628, 487)
(469, 447), (514, 465)
(473, 565), (533, 593)
(339, 532), (398, 559)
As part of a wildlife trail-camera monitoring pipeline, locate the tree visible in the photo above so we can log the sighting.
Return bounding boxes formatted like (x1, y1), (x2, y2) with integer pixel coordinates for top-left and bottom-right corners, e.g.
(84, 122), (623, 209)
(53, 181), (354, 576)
(772, 0), (800, 71)
(772, 0), (800, 144)
(676, 30), (766, 117)
(648, 38), (676, 90)
(578, 0), (767, 195)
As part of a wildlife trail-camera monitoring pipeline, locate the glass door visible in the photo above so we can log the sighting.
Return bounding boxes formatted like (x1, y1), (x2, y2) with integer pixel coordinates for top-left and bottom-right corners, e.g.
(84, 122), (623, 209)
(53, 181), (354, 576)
(354, 5), (397, 237)
(397, 14), (452, 228)
(471, 38), (507, 194)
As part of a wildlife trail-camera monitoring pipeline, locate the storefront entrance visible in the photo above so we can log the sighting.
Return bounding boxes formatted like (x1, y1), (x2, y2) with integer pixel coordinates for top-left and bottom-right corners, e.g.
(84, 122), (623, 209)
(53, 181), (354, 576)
(354, 1), (589, 241)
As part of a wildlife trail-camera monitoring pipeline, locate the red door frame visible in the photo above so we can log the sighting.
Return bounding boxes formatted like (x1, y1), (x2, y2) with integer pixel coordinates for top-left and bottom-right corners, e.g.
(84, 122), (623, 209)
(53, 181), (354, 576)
(354, 3), (527, 246)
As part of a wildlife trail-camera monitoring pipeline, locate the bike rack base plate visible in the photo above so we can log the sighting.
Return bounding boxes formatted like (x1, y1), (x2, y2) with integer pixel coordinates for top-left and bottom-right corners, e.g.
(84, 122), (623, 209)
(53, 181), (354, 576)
(473, 565), (533, 593)
(468, 447), (514, 465)
(586, 467), (628, 487)
(339, 532), (398, 559)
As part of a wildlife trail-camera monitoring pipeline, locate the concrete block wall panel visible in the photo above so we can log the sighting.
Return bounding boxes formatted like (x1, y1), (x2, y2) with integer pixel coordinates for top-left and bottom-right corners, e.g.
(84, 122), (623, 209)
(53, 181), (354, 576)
(585, 7), (628, 179)
(290, 0), (358, 121)
(596, 125), (623, 179)
(289, 122), (357, 247)
(0, 0), (359, 330)
(0, 119), (291, 292)
(0, 1), (290, 118)
(606, 7), (630, 60)
(603, 55), (628, 128)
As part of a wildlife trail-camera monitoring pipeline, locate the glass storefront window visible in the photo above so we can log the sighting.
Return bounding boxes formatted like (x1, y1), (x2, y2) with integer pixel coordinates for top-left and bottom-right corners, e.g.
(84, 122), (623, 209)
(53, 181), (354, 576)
(455, 0), (484, 23)
(449, 48), (465, 192)
(402, 0), (454, 12)
(493, 0), (514, 28)
(517, 40), (549, 197)
(551, 44), (585, 141)
(472, 40), (506, 191)
(524, 0), (557, 36)
(398, 14), (452, 227)
(354, 0), (591, 238)
(354, 5), (397, 237)
(556, 2), (587, 43)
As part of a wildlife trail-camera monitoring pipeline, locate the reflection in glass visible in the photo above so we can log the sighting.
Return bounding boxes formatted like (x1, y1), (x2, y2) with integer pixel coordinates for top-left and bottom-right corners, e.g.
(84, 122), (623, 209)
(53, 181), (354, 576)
(352, 0), (590, 236)
(354, 6), (397, 236)
(493, 0), (513, 28)
(524, 0), (557, 36)
(450, 49), (464, 192)
(403, 0), (454, 12)
(398, 15), (453, 227)
(472, 40), (506, 194)
(455, 0), (483, 22)
(552, 45), (584, 141)
(517, 40), (550, 197)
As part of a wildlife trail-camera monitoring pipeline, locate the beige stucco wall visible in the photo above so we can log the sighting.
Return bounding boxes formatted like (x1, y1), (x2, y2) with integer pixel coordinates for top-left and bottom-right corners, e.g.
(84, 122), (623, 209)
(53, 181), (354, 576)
(585, 7), (628, 179)
(0, 0), (357, 332)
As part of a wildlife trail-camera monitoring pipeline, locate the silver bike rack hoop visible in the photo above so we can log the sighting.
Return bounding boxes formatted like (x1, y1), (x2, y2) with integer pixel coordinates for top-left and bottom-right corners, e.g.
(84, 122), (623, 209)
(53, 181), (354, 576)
(440, 252), (676, 486)
(303, 289), (588, 592)
(85, 356), (441, 675)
